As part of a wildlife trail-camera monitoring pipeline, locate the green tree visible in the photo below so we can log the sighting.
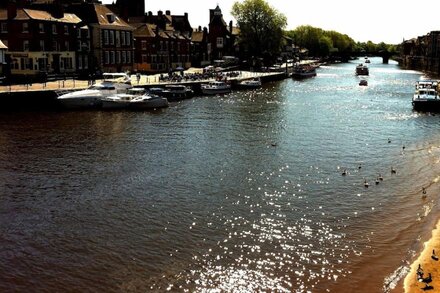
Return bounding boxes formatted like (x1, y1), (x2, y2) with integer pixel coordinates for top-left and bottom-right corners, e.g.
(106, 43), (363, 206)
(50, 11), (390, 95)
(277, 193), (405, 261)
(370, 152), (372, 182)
(232, 0), (287, 65)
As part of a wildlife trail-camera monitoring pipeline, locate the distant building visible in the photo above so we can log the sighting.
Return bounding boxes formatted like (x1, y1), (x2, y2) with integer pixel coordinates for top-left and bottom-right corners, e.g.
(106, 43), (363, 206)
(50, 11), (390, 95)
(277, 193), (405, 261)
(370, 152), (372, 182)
(208, 5), (238, 61)
(131, 10), (192, 73)
(0, 2), (81, 78)
(401, 31), (440, 74)
(106, 0), (145, 21)
(191, 26), (210, 67)
(67, 2), (134, 73)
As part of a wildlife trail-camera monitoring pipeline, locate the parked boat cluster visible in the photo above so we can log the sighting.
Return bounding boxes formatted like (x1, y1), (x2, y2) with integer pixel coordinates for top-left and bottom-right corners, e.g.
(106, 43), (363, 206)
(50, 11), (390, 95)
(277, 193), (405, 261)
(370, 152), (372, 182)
(57, 73), (263, 110)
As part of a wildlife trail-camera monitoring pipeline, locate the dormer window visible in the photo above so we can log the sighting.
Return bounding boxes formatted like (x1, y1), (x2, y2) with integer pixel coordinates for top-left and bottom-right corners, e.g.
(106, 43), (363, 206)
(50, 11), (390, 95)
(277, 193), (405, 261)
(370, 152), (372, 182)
(106, 13), (115, 23)
(1, 23), (7, 33)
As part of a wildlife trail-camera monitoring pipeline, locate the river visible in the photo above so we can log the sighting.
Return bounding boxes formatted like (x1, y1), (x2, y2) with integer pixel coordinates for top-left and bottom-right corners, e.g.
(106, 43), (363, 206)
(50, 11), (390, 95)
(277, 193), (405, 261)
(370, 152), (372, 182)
(1, 58), (439, 292)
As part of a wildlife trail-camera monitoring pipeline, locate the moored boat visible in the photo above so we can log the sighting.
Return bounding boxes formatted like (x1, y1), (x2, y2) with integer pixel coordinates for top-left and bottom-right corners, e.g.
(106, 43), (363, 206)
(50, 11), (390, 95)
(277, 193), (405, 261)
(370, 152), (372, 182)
(101, 88), (145, 109)
(201, 81), (231, 95)
(291, 65), (317, 79)
(57, 73), (132, 109)
(412, 80), (440, 111)
(129, 94), (169, 110)
(238, 77), (262, 89)
(355, 63), (369, 76)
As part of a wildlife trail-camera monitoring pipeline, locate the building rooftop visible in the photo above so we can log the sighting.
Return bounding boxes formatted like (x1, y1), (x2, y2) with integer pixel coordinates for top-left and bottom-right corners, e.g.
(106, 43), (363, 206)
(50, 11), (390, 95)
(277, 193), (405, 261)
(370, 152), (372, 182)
(0, 40), (7, 49)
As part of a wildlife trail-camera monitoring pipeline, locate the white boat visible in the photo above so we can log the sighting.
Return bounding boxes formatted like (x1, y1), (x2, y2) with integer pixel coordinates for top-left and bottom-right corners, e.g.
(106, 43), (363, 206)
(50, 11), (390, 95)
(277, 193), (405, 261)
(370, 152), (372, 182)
(412, 80), (440, 111)
(291, 65), (317, 79)
(365, 58), (371, 64)
(238, 77), (262, 89)
(129, 94), (169, 110)
(201, 81), (231, 95)
(57, 72), (132, 109)
(355, 63), (369, 76)
(101, 88), (145, 109)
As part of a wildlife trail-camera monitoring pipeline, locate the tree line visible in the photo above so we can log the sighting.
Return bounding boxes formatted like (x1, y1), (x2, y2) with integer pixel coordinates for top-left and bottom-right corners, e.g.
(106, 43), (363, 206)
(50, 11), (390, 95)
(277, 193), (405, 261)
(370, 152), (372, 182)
(231, 0), (399, 63)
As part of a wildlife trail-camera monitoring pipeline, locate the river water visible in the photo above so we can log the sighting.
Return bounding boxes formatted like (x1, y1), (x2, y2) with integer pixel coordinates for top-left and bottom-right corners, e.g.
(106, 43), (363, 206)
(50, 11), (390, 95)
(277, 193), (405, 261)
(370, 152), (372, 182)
(1, 58), (439, 292)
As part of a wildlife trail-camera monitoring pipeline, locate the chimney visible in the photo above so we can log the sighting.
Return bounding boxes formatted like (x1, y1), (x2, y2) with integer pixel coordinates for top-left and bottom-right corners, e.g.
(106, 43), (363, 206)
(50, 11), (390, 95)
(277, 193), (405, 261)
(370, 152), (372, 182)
(148, 11), (153, 16)
(7, 1), (17, 20)
(203, 27), (208, 34)
(165, 10), (170, 16)
(198, 26), (201, 32)
(229, 20), (233, 33)
(157, 10), (163, 16)
(52, 0), (65, 19)
(184, 12), (188, 19)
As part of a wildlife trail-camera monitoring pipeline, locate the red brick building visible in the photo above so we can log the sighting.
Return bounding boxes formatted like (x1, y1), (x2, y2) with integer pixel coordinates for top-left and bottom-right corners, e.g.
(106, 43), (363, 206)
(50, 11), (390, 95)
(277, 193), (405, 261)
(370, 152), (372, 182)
(0, 3), (81, 78)
(208, 5), (238, 61)
(131, 10), (192, 73)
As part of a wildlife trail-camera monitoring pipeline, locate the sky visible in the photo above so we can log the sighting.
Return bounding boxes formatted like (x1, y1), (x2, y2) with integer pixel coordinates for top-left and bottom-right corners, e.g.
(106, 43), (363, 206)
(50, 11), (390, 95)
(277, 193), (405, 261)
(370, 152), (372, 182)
(102, 0), (440, 44)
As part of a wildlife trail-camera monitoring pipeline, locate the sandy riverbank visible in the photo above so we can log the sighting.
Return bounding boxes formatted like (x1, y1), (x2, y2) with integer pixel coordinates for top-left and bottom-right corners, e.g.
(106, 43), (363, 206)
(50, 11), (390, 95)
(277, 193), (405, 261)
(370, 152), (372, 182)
(404, 219), (440, 292)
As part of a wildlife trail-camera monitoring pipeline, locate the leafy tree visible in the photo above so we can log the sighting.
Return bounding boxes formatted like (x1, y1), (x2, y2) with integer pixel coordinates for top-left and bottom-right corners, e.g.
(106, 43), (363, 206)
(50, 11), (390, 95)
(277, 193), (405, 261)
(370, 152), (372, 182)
(232, 0), (287, 65)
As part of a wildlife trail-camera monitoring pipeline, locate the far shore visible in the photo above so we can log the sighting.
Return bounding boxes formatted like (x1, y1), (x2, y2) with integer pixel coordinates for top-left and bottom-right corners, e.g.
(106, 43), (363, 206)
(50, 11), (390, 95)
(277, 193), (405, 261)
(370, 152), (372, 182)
(404, 219), (440, 292)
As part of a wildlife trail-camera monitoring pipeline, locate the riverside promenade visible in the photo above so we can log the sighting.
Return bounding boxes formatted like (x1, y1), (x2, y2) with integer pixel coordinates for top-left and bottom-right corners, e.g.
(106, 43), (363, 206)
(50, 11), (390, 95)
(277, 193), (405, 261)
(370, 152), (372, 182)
(0, 69), (289, 110)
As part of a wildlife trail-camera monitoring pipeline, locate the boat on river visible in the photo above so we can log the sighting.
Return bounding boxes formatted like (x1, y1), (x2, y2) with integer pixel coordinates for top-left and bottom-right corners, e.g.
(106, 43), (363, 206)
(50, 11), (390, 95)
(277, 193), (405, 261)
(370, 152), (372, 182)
(101, 88), (145, 109)
(412, 80), (440, 111)
(129, 94), (169, 110)
(57, 73), (132, 109)
(201, 81), (231, 95)
(148, 85), (193, 101)
(238, 77), (262, 89)
(359, 79), (368, 86)
(355, 64), (369, 76)
(291, 64), (317, 79)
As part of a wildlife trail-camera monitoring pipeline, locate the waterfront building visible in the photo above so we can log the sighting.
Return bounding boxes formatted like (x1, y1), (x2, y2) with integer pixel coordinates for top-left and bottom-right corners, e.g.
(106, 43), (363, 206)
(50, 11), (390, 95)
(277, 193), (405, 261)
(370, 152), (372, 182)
(0, 2), (81, 78)
(208, 5), (239, 61)
(0, 39), (7, 76)
(131, 10), (192, 73)
(401, 31), (440, 75)
(191, 26), (210, 67)
(67, 2), (134, 73)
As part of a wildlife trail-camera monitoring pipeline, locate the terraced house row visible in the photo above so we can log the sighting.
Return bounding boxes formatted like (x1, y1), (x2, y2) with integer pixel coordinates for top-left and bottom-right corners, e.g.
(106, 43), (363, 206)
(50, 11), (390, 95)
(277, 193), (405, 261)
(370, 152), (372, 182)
(0, 0), (240, 80)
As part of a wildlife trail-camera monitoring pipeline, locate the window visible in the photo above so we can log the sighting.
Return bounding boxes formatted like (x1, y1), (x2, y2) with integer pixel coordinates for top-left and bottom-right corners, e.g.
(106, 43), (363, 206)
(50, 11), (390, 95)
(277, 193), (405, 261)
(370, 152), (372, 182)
(141, 54), (147, 63)
(78, 57), (82, 69)
(23, 40), (29, 51)
(122, 51), (126, 64)
(160, 41), (163, 51)
(141, 40), (147, 50)
(121, 31), (126, 46)
(65, 41), (69, 51)
(77, 40), (82, 51)
(64, 25), (68, 35)
(216, 37), (223, 48)
(126, 32), (130, 46)
(127, 51), (131, 64)
(109, 31), (114, 45)
(39, 40), (45, 51)
(52, 24), (57, 34)
(177, 42), (180, 51)
(104, 51), (109, 64)
(77, 28), (81, 38)
(52, 40), (58, 51)
(104, 30), (109, 45)
(1, 23), (7, 33)
(116, 51), (121, 63)
(39, 23), (44, 33)
(116, 31), (120, 47)
(110, 51), (115, 64)
(22, 22), (28, 33)
(84, 56), (88, 69)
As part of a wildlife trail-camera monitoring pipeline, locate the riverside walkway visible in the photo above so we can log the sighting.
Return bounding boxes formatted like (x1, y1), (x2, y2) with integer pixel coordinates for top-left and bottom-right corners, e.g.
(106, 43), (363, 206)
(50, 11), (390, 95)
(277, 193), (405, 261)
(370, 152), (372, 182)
(0, 69), (287, 94)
